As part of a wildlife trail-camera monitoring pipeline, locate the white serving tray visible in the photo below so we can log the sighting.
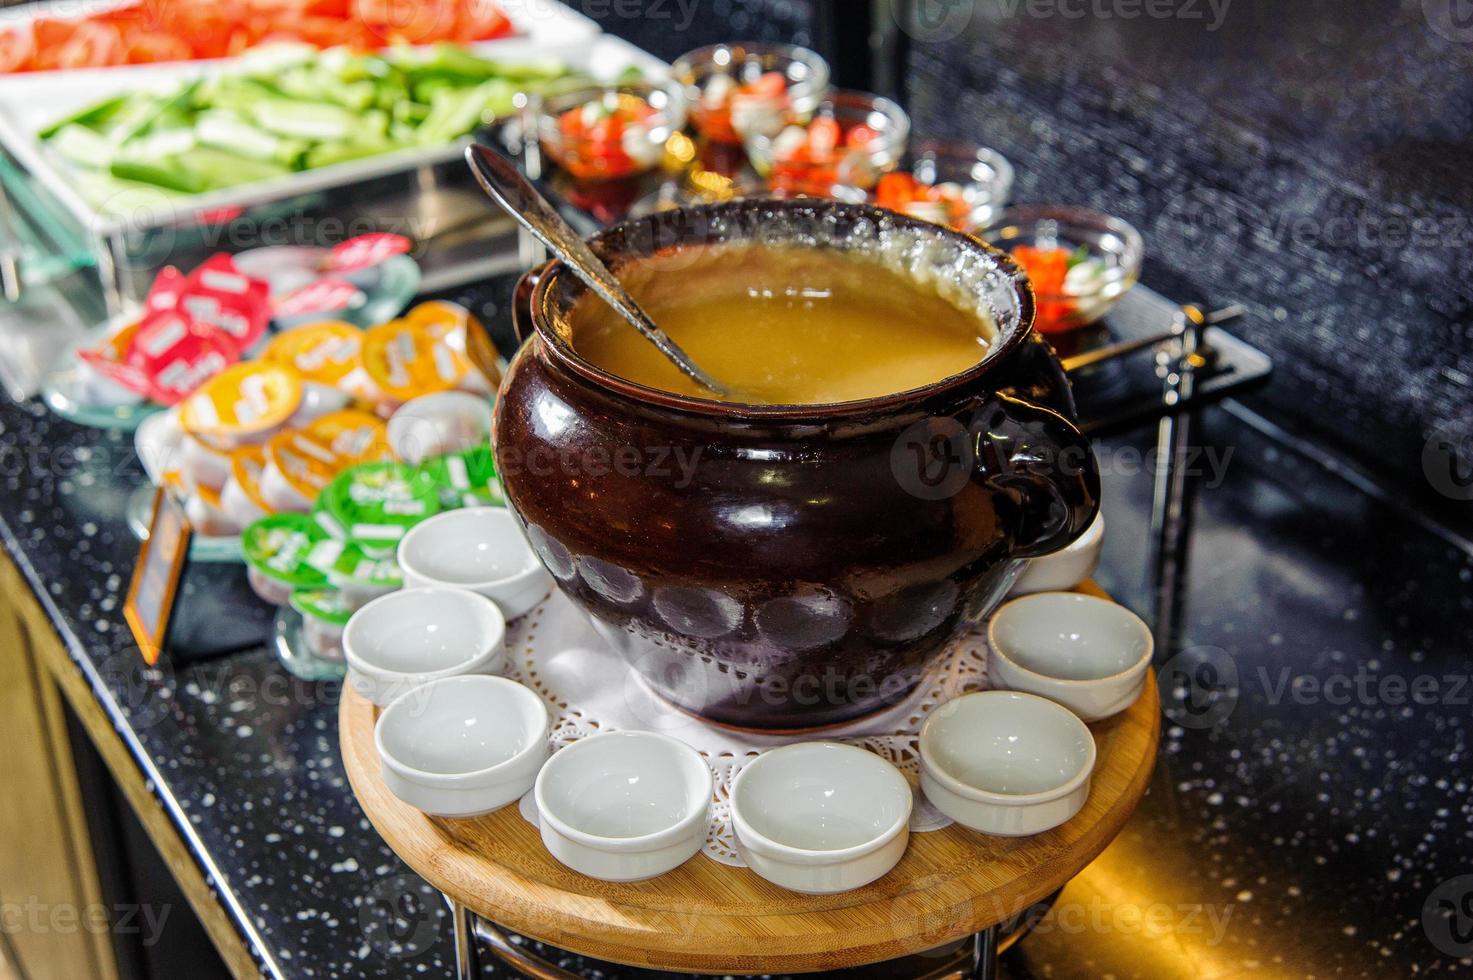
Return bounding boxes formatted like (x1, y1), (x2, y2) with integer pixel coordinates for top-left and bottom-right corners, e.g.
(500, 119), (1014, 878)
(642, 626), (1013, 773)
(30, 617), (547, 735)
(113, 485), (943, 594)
(0, 0), (666, 234)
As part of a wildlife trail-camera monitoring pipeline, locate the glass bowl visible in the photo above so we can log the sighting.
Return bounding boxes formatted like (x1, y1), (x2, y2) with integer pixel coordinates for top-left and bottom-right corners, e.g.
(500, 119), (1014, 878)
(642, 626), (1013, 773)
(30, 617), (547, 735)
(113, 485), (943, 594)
(979, 205), (1144, 335)
(875, 140), (1015, 232)
(743, 89), (910, 199)
(672, 42), (830, 146)
(536, 82), (687, 183)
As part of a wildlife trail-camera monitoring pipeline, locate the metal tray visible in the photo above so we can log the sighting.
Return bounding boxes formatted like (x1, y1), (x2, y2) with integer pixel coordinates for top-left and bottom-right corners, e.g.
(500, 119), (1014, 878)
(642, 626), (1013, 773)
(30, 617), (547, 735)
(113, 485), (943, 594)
(0, 2), (666, 308)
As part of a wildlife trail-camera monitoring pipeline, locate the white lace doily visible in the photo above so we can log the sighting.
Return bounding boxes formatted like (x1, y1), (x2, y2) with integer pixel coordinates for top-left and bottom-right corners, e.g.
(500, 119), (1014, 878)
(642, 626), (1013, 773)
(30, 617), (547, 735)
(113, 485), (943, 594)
(503, 590), (998, 867)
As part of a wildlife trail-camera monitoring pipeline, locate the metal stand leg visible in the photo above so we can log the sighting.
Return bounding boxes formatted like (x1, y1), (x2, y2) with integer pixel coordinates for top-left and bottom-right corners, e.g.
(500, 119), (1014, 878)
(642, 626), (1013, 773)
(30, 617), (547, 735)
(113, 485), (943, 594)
(970, 925), (1000, 980)
(1149, 307), (1213, 655)
(449, 898), (480, 980)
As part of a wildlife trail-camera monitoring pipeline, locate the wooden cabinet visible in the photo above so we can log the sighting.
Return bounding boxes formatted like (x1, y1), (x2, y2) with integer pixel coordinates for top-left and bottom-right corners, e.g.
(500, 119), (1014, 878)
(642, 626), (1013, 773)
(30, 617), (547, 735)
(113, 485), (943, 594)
(0, 563), (118, 980)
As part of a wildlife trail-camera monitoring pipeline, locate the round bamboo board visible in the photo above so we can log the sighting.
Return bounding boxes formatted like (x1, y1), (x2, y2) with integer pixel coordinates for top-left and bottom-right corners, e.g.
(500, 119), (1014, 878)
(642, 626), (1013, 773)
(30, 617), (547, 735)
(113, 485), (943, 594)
(341, 609), (1160, 974)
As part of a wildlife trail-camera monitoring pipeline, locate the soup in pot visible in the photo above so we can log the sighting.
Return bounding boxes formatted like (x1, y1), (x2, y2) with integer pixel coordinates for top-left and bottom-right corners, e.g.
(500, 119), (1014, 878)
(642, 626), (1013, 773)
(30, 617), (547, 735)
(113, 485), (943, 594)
(569, 243), (997, 405)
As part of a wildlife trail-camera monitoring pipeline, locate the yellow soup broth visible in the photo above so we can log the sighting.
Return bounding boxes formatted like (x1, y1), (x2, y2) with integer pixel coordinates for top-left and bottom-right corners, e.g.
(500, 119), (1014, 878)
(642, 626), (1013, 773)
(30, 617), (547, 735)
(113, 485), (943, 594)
(570, 244), (995, 405)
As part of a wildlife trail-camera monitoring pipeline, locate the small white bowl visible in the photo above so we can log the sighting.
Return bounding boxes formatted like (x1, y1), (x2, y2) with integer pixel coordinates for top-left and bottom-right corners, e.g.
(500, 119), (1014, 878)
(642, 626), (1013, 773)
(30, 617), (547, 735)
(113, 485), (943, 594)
(387, 391), (494, 465)
(397, 508), (553, 620)
(1011, 512), (1104, 595)
(343, 587), (507, 707)
(375, 675), (549, 818)
(731, 742), (912, 894)
(534, 731), (711, 882)
(920, 691), (1096, 837)
(987, 591), (1153, 722)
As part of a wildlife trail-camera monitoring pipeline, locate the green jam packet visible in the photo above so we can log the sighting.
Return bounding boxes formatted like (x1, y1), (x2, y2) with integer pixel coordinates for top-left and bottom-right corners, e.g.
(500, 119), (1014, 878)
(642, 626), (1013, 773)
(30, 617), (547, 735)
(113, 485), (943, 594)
(288, 587), (355, 628)
(241, 513), (335, 589)
(320, 460), (441, 554)
(323, 539), (404, 591)
(425, 445), (505, 509)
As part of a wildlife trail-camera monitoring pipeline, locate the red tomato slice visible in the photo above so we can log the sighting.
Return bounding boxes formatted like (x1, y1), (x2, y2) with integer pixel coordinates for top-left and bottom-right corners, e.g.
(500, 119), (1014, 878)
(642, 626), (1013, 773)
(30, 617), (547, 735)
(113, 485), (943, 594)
(32, 18), (76, 51)
(0, 26), (35, 73)
(455, 0), (512, 41)
(56, 22), (125, 69)
(126, 31), (192, 64)
(749, 71), (787, 97)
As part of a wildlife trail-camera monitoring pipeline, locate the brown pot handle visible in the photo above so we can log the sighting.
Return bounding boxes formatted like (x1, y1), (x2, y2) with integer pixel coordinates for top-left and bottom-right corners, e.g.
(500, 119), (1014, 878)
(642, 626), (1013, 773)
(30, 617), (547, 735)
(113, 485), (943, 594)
(976, 393), (1101, 560)
(511, 262), (550, 345)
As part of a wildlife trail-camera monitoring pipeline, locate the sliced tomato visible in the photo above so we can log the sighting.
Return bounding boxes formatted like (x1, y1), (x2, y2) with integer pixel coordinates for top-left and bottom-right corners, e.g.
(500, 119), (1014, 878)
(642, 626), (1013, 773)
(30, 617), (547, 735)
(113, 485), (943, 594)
(749, 71), (787, 97)
(0, 26), (35, 73)
(354, 0), (457, 44)
(32, 18), (77, 51)
(454, 0), (512, 41)
(55, 22), (125, 69)
(126, 31), (192, 64)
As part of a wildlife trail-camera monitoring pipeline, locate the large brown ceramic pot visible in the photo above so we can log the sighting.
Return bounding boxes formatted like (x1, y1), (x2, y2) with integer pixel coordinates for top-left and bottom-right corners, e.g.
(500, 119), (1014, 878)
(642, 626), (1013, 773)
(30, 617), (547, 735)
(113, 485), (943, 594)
(494, 201), (1100, 730)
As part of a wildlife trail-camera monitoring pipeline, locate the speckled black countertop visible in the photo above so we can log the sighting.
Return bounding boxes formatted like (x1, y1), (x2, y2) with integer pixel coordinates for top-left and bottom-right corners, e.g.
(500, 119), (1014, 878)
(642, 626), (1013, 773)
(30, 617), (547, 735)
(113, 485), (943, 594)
(3, 286), (1471, 977)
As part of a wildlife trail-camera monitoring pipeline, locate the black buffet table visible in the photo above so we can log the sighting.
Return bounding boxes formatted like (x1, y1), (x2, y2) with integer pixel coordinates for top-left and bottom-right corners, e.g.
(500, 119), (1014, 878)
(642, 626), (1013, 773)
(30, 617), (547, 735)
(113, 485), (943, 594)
(2, 279), (1470, 977)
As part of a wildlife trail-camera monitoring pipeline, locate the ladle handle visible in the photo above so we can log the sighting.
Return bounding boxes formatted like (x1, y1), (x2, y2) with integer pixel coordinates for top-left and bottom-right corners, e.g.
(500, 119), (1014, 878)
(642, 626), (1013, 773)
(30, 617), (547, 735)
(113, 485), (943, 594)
(465, 145), (730, 397)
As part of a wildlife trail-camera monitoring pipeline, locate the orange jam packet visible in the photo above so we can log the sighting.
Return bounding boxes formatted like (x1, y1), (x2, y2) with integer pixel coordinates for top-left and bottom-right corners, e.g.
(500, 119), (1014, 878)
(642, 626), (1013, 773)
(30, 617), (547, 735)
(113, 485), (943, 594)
(229, 444), (273, 514)
(361, 319), (471, 403)
(179, 362), (303, 440)
(303, 409), (393, 464)
(261, 321), (364, 387)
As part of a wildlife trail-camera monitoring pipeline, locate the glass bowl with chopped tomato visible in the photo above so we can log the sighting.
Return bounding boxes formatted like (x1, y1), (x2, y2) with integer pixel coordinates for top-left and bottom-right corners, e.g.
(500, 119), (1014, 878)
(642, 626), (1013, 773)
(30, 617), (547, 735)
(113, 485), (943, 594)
(536, 82), (687, 183)
(744, 89), (910, 199)
(672, 42), (830, 147)
(874, 141), (1015, 233)
(980, 205), (1144, 335)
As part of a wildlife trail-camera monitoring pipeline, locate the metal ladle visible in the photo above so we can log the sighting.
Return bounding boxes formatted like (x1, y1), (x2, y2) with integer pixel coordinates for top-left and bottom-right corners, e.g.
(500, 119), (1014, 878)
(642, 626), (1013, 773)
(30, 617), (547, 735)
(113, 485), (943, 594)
(465, 145), (733, 398)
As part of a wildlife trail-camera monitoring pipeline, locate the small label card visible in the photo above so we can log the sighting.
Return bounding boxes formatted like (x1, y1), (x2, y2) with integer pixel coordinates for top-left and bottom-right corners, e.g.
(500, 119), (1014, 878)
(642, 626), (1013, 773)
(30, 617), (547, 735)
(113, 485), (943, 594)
(124, 487), (193, 665)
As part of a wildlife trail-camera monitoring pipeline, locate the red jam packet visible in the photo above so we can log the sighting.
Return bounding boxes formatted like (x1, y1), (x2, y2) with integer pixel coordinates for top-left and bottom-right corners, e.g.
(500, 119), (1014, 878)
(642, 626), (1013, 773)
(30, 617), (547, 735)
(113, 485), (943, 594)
(78, 318), (153, 394)
(144, 266), (188, 316)
(176, 254), (272, 354)
(126, 310), (239, 406)
(273, 278), (361, 319)
(326, 233), (412, 274)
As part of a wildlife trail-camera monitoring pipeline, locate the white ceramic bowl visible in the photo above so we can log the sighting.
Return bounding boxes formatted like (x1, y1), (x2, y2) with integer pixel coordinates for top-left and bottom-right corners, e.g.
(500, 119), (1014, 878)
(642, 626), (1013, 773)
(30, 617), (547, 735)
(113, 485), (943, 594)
(920, 691), (1096, 837)
(1010, 512), (1104, 595)
(343, 587), (507, 707)
(534, 731), (711, 881)
(375, 675), (549, 818)
(397, 508), (553, 620)
(387, 391), (494, 465)
(730, 742), (912, 894)
(987, 591), (1153, 722)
